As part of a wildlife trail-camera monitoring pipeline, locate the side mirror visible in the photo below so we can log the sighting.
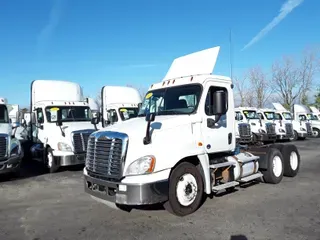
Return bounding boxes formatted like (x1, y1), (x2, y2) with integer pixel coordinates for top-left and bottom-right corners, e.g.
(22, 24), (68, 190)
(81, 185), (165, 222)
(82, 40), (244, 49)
(91, 112), (101, 125)
(211, 91), (227, 115)
(21, 119), (26, 126)
(145, 113), (155, 122)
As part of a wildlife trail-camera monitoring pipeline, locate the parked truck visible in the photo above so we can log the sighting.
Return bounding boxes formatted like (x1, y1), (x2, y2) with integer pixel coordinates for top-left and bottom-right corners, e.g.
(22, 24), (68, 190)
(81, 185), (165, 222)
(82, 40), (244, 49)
(235, 107), (276, 144)
(20, 80), (100, 173)
(84, 46), (301, 216)
(272, 103), (309, 140)
(100, 86), (142, 128)
(0, 97), (24, 175)
(293, 104), (319, 138)
(309, 106), (320, 120)
(257, 108), (293, 141)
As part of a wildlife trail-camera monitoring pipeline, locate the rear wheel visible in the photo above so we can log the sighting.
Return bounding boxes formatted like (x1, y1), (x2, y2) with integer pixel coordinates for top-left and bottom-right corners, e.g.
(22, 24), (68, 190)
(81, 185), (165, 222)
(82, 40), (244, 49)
(261, 148), (284, 184)
(163, 162), (204, 217)
(281, 145), (300, 177)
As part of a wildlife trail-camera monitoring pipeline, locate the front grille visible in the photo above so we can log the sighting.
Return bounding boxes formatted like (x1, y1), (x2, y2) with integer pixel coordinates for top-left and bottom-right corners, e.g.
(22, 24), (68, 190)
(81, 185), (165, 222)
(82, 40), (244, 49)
(86, 132), (128, 181)
(0, 135), (8, 160)
(266, 123), (276, 135)
(238, 123), (251, 137)
(285, 123), (294, 136)
(306, 122), (312, 135)
(73, 131), (94, 153)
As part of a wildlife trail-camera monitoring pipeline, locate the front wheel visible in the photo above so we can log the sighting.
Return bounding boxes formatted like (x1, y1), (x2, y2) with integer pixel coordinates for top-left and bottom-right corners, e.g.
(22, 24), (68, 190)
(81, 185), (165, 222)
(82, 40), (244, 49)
(163, 162), (204, 217)
(45, 147), (59, 173)
(312, 128), (320, 138)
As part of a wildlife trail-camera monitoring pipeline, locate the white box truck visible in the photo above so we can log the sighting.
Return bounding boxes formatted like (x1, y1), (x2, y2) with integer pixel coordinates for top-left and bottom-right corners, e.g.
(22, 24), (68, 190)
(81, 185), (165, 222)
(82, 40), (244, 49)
(20, 80), (101, 173)
(83, 46), (301, 216)
(0, 98), (24, 175)
(100, 86), (142, 128)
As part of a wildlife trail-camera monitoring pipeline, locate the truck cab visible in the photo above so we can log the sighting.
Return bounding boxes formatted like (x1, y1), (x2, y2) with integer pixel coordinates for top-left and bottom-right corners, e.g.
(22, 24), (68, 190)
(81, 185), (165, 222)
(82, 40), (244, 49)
(309, 106), (320, 120)
(20, 80), (100, 173)
(0, 97), (24, 175)
(84, 46), (301, 216)
(293, 104), (319, 138)
(235, 107), (274, 144)
(257, 108), (290, 141)
(100, 86), (142, 128)
(272, 103), (308, 140)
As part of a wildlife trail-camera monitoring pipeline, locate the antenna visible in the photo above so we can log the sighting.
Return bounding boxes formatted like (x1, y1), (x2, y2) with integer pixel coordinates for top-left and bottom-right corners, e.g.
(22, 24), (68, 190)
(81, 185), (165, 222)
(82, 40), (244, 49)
(229, 28), (234, 80)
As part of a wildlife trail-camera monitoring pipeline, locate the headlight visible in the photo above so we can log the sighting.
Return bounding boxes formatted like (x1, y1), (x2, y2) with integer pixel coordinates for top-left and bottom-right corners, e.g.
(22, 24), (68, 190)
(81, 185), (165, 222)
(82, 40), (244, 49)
(57, 142), (72, 152)
(125, 155), (156, 176)
(258, 129), (266, 133)
(279, 128), (285, 133)
(300, 127), (306, 131)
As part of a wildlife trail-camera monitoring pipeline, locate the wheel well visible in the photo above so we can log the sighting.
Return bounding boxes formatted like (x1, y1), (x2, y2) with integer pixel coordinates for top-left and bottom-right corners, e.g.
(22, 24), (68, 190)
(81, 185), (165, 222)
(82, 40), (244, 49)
(169, 155), (206, 188)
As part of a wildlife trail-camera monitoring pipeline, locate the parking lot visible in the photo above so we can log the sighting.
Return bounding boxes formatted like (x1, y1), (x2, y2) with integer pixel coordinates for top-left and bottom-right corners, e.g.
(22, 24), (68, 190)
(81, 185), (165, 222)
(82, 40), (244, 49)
(0, 139), (319, 240)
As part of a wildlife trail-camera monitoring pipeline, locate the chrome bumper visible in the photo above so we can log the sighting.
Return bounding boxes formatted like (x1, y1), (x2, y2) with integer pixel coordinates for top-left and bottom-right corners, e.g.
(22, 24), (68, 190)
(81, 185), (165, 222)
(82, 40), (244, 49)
(298, 132), (307, 138)
(54, 153), (86, 167)
(84, 171), (169, 205)
(0, 155), (22, 174)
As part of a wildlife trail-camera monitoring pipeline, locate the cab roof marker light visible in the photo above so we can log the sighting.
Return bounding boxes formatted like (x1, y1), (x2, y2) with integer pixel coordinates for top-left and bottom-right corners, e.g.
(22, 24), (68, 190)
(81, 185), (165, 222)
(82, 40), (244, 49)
(173, 79), (175, 84)
(190, 76), (193, 81)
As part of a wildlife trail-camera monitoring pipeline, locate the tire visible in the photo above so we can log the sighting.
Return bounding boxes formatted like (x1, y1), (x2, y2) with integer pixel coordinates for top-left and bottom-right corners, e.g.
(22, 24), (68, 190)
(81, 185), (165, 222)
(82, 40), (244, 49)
(293, 131), (298, 141)
(45, 147), (59, 173)
(281, 145), (300, 177)
(312, 128), (320, 138)
(163, 162), (204, 217)
(261, 148), (284, 184)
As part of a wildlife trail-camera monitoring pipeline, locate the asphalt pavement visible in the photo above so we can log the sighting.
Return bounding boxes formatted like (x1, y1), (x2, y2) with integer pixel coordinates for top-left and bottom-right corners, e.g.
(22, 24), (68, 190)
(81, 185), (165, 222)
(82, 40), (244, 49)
(0, 139), (319, 240)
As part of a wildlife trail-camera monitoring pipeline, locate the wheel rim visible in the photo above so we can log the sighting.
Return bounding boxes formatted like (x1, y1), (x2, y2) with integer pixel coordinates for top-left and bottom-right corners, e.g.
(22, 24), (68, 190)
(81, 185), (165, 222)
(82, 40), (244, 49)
(312, 130), (319, 137)
(176, 173), (198, 206)
(272, 156), (282, 177)
(47, 152), (53, 168)
(290, 151), (298, 170)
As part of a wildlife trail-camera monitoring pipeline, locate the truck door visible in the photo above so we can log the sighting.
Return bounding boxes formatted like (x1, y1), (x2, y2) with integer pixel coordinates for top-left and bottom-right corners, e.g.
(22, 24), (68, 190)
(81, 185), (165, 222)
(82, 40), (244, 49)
(201, 85), (232, 153)
(34, 108), (45, 143)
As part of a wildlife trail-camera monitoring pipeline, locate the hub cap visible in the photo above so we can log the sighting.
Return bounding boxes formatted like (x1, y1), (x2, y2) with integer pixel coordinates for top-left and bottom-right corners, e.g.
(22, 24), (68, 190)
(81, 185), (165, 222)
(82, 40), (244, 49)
(176, 173), (198, 206)
(272, 156), (282, 177)
(290, 151), (298, 170)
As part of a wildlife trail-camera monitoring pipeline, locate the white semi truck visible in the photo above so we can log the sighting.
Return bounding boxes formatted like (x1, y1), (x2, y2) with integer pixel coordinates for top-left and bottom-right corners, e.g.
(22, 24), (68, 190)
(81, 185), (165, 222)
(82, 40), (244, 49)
(0, 97), (24, 175)
(309, 106), (320, 120)
(100, 86), (142, 128)
(20, 80), (100, 173)
(272, 103), (309, 140)
(84, 46), (301, 216)
(257, 108), (293, 141)
(293, 104), (319, 138)
(235, 107), (277, 144)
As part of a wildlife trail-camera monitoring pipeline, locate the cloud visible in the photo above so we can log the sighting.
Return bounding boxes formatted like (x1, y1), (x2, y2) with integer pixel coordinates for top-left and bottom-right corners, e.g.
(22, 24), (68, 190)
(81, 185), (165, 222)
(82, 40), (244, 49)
(36, 0), (66, 56)
(242, 0), (304, 51)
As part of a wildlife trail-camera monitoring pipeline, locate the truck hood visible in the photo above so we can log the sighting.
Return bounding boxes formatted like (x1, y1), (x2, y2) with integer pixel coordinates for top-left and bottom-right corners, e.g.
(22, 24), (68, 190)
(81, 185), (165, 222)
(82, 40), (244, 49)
(58, 121), (97, 135)
(0, 123), (11, 135)
(97, 115), (196, 139)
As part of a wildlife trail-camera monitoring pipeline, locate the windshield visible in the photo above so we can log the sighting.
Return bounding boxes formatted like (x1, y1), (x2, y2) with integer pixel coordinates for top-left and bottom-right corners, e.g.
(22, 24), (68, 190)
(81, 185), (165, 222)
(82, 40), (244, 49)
(264, 111), (275, 120)
(282, 112), (292, 120)
(118, 107), (139, 121)
(45, 106), (92, 122)
(275, 113), (282, 120)
(307, 113), (318, 120)
(138, 84), (202, 116)
(242, 110), (259, 119)
(0, 105), (9, 123)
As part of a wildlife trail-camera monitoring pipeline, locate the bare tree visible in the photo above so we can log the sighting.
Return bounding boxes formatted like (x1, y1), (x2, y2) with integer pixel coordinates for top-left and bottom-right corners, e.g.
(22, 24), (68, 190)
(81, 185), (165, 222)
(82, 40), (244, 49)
(233, 76), (247, 106)
(247, 66), (272, 108)
(272, 48), (320, 109)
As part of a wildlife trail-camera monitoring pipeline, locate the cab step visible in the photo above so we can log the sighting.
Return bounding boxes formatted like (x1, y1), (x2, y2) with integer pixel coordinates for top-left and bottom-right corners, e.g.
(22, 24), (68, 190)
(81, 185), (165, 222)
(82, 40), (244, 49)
(209, 161), (235, 169)
(238, 172), (263, 183)
(212, 181), (239, 192)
